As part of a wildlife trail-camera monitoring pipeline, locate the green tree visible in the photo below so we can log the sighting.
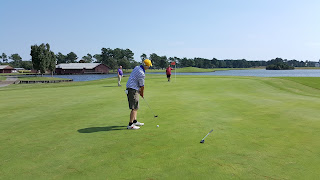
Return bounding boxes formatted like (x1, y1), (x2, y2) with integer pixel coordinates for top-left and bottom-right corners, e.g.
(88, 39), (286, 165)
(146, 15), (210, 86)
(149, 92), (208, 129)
(187, 58), (195, 67)
(20, 61), (33, 70)
(194, 58), (204, 68)
(180, 57), (188, 67)
(124, 49), (134, 61)
(130, 60), (139, 69)
(112, 48), (134, 66)
(266, 62), (294, 70)
(140, 53), (147, 62)
(149, 53), (161, 69)
(122, 49), (136, 68)
(168, 57), (174, 63)
(211, 58), (218, 68)
(66, 52), (78, 63)
(101, 48), (117, 70)
(174, 57), (180, 67)
(159, 56), (168, 69)
(93, 54), (102, 63)
(31, 43), (56, 75)
(0, 53), (8, 63)
(9, 53), (22, 67)
(47, 51), (56, 76)
(95, 48), (136, 68)
(266, 58), (294, 70)
(267, 57), (283, 66)
(56, 52), (67, 64)
(82, 53), (93, 63)
(219, 60), (226, 68)
(113, 48), (122, 62)
(118, 57), (130, 69)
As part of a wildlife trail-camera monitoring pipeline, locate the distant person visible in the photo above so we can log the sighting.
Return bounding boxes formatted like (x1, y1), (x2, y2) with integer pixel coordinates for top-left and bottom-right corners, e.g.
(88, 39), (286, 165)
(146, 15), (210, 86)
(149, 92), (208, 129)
(117, 66), (123, 86)
(125, 59), (152, 130)
(166, 65), (174, 82)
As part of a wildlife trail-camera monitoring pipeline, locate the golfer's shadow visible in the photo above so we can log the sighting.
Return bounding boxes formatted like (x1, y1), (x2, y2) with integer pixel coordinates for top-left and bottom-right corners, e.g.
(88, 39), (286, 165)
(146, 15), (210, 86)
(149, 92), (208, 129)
(77, 126), (127, 133)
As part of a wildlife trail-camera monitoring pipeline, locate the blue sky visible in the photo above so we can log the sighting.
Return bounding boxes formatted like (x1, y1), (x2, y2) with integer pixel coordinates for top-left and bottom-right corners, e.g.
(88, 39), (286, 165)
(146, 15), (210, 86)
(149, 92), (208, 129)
(1, 0), (320, 62)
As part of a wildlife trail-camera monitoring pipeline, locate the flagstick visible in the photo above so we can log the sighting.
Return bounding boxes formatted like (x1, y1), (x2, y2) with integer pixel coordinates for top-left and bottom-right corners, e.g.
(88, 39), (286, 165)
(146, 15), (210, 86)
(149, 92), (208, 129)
(175, 64), (176, 82)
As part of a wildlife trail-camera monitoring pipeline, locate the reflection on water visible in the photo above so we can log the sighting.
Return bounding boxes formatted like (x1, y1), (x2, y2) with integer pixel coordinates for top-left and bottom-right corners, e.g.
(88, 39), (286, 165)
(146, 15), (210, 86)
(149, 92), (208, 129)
(44, 69), (320, 81)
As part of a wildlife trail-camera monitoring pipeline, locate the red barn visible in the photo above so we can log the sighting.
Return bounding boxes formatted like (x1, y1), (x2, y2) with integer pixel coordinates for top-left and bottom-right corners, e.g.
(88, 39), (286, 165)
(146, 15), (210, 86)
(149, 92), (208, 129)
(55, 63), (110, 75)
(0, 65), (15, 73)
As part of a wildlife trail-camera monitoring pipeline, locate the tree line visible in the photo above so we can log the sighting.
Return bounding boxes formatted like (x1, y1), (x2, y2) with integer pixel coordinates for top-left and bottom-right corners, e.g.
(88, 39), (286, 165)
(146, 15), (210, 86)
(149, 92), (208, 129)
(1, 44), (319, 73)
(266, 58), (294, 70)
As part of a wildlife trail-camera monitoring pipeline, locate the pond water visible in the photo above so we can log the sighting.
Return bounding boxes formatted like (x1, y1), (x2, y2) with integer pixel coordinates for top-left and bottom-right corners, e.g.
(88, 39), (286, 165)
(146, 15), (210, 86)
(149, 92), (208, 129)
(43, 74), (120, 81)
(148, 69), (320, 77)
(43, 69), (320, 81)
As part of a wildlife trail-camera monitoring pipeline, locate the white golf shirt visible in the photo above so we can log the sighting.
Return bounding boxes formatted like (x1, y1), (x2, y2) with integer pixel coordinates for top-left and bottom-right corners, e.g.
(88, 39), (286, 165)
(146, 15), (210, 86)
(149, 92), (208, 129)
(126, 65), (145, 91)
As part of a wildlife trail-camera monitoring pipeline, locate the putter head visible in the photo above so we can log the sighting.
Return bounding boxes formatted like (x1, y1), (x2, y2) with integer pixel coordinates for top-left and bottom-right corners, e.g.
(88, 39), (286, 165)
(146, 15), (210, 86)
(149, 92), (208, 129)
(200, 140), (205, 143)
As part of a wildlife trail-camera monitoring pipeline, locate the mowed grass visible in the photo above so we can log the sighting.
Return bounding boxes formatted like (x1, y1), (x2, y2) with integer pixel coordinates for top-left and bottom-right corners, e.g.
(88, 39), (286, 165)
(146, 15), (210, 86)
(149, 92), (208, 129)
(0, 76), (6, 80)
(1, 75), (320, 179)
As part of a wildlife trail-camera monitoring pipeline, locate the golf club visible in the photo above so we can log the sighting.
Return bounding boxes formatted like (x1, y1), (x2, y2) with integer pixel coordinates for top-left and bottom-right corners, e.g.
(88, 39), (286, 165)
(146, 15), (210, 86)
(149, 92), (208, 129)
(142, 97), (158, 118)
(200, 129), (213, 143)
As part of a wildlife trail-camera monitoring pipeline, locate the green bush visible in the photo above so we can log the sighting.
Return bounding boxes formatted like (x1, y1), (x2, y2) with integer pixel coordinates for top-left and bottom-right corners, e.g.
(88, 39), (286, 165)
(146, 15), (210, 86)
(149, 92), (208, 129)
(18, 70), (31, 73)
(266, 62), (294, 70)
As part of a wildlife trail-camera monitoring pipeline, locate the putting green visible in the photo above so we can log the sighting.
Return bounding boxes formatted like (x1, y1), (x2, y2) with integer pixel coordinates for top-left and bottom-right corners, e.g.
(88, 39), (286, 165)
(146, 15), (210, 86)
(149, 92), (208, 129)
(0, 75), (320, 179)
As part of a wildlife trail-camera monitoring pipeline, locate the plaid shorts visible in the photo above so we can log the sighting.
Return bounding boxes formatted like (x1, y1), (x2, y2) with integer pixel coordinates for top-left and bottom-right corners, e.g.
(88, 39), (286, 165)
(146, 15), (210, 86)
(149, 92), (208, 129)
(127, 88), (139, 109)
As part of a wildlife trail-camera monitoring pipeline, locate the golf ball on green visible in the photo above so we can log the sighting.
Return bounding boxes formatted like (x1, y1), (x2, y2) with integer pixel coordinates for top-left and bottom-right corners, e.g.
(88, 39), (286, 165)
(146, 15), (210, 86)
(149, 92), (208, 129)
(157, 125), (159, 127)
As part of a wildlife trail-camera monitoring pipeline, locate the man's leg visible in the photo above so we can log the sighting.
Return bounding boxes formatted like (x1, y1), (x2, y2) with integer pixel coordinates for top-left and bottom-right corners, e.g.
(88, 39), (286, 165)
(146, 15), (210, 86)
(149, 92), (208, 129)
(128, 109), (140, 129)
(118, 75), (121, 86)
(131, 99), (144, 126)
(127, 89), (140, 129)
(130, 109), (137, 123)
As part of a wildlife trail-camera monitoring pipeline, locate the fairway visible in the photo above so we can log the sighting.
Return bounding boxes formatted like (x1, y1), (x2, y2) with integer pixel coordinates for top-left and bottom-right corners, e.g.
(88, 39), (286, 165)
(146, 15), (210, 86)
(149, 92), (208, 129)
(1, 75), (320, 179)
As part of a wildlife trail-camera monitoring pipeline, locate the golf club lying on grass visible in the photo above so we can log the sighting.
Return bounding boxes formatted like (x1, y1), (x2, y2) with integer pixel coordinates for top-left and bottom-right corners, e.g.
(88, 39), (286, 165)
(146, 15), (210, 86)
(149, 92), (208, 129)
(142, 97), (158, 118)
(200, 129), (213, 143)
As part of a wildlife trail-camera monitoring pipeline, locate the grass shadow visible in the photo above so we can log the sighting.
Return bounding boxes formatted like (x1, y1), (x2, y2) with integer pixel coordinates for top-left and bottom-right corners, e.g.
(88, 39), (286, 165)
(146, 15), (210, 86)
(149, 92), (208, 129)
(78, 126), (127, 133)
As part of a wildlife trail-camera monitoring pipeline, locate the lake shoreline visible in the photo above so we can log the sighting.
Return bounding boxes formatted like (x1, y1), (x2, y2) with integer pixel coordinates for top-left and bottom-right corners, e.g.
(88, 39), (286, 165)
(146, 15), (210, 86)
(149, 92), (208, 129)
(2, 69), (318, 82)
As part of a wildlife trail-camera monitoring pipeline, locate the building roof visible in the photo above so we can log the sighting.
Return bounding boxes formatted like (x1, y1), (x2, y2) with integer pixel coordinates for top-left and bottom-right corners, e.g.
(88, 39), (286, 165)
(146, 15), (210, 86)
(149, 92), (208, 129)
(0, 65), (14, 70)
(56, 63), (103, 69)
